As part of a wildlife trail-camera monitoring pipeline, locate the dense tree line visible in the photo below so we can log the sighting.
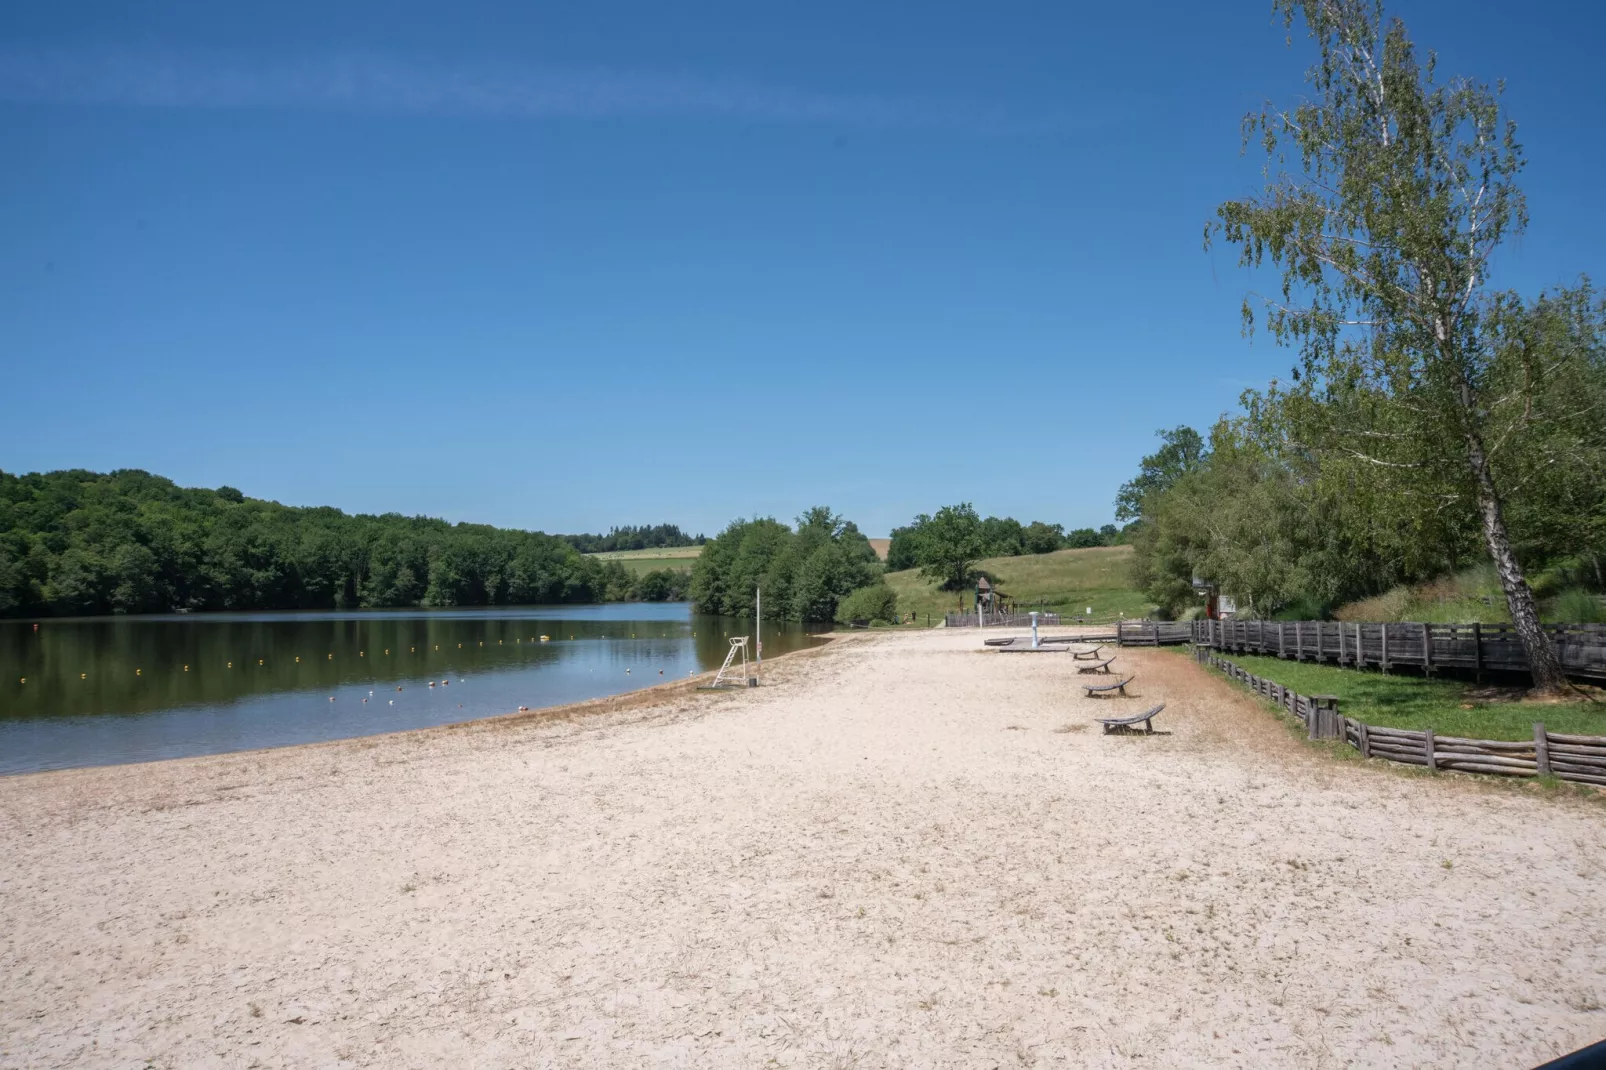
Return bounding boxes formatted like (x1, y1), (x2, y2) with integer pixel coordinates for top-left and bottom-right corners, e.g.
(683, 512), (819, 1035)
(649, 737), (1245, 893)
(689, 507), (882, 622)
(885, 513), (1118, 572)
(1126, 282), (1606, 621)
(1137, 0), (1606, 687)
(0, 469), (690, 617)
(558, 524), (704, 554)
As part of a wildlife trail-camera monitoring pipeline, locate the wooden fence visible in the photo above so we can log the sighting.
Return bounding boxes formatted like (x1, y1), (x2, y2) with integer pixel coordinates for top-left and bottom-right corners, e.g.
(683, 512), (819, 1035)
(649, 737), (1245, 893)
(1192, 618), (1606, 683)
(1199, 649), (1606, 787)
(1116, 621), (1193, 646)
(945, 611), (1062, 628)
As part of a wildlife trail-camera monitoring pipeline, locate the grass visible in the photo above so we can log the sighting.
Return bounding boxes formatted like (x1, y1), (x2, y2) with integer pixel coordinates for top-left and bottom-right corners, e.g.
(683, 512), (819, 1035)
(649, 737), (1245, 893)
(883, 545), (1150, 624)
(586, 546), (702, 575)
(1336, 563), (1606, 624)
(1219, 652), (1606, 741)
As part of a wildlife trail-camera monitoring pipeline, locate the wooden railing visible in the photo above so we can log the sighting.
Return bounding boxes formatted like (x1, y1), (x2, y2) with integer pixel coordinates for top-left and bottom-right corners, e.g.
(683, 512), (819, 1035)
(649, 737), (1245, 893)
(1192, 618), (1606, 682)
(945, 611), (1062, 628)
(1199, 650), (1606, 787)
(1116, 621), (1193, 646)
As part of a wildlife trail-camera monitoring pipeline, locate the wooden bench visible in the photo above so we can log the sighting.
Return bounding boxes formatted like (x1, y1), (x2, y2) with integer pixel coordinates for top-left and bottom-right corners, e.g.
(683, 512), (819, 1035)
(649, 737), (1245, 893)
(1071, 645), (1104, 660)
(1083, 676), (1134, 698)
(1097, 704), (1165, 734)
(1076, 657), (1116, 675)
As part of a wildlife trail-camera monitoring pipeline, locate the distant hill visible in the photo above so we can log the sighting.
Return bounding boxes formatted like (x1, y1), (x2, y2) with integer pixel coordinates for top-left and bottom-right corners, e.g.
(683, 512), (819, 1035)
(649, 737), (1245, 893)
(884, 545), (1147, 623)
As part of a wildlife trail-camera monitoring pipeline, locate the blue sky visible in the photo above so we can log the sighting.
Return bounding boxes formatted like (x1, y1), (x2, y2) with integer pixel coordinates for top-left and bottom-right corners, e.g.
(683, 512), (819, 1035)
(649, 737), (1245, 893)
(2, 1), (1602, 537)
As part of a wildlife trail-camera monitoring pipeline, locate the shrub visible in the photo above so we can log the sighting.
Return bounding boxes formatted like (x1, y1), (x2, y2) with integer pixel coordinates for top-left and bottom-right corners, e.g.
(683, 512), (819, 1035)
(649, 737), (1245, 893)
(1550, 588), (1606, 624)
(835, 584), (899, 625)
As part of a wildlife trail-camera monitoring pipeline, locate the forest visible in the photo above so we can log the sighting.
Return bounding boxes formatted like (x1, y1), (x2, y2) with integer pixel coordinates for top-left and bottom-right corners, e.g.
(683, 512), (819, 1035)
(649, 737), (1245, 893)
(885, 513), (1118, 573)
(689, 508), (883, 622)
(0, 469), (690, 617)
(558, 524), (704, 554)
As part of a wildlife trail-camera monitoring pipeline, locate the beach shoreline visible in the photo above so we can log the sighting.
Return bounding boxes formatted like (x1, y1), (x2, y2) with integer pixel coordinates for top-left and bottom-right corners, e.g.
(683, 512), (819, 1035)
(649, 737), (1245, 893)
(2, 628), (1602, 1068)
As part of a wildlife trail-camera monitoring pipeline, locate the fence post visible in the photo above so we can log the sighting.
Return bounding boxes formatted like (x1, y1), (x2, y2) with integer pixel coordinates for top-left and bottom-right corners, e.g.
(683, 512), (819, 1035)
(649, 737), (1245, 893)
(1358, 720), (1371, 758)
(1534, 722), (1551, 777)
(1472, 621), (1483, 682)
(1310, 695), (1339, 740)
(1424, 727), (1436, 772)
(1381, 624), (1391, 673)
(1421, 622), (1433, 674)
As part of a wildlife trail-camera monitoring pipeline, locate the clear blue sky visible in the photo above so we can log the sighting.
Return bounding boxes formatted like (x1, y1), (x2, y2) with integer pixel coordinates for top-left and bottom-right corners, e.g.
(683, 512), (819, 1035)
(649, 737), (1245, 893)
(3, 1), (1602, 537)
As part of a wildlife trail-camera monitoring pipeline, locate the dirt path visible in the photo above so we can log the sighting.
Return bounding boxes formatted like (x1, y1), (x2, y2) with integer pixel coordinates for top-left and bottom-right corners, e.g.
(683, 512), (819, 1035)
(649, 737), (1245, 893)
(2, 629), (1603, 1068)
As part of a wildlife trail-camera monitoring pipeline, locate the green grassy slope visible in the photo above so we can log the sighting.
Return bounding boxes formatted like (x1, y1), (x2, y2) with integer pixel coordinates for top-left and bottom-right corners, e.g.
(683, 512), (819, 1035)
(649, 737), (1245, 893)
(1218, 652), (1605, 740)
(885, 545), (1148, 623)
(585, 546), (703, 575)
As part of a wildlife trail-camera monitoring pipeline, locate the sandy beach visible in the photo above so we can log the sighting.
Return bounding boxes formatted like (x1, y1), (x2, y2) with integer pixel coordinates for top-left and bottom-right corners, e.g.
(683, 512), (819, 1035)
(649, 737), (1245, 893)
(2, 628), (1604, 1068)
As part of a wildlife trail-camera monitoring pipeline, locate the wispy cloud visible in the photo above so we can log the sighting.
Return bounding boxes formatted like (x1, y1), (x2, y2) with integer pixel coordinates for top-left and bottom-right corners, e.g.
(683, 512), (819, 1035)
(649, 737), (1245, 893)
(0, 44), (1057, 134)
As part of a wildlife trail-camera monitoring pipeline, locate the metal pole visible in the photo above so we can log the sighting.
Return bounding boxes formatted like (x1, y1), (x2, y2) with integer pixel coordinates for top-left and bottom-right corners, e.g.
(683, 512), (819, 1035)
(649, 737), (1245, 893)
(1030, 611), (1040, 649)
(755, 586), (762, 683)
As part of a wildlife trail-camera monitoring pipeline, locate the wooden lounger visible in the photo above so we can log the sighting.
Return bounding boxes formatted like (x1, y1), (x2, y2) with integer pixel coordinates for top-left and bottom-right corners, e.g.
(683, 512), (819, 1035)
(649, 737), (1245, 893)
(1083, 676), (1134, 698)
(1071, 645), (1103, 660)
(1097, 704), (1165, 734)
(1076, 657), (1116, 675)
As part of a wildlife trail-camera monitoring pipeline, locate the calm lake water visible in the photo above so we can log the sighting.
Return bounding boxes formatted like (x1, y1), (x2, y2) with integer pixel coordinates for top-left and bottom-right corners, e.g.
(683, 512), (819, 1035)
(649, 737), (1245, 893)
(0, 604), (825, 775)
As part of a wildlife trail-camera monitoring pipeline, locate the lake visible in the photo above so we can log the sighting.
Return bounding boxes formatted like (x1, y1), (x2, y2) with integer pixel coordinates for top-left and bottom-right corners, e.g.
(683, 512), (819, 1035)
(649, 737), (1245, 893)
(0, 604), (826, 775)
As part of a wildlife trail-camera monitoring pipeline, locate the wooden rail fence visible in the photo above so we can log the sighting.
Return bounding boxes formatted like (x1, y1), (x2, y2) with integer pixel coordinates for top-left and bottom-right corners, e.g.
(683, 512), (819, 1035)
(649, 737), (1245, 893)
(1116, 621), (1193, 646)
(1191, 618), (1606, 683)
(1198, 649), (1606, 787)
(945, 611), (1062, 628)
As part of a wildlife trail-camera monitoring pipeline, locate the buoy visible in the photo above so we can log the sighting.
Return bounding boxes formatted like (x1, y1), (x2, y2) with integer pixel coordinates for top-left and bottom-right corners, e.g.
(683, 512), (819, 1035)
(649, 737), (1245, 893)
(295, 656), (300, 663)
(258, 659), (263, 665)
(389, 700), (394, 705)
(328, 653), (333, 660)
(411, 647), (415, 652)
(136, 669), (142, 676)
(458, 643), (462, 649)
(435, 645), (439, 651)
(329, 697), (335, 702)
(539, 635), (550, 642)
(369, 690), (374, 695)
(80, 673), (86, 680)
(518, 705), (529, 712)
(228, 661), (233, 668)
(626, 668), (631, 674)
(184, 665), (190, 671)
(385, 649), (390, 655)
(360, 651), (365, 657)
(18, 677), (23, 684)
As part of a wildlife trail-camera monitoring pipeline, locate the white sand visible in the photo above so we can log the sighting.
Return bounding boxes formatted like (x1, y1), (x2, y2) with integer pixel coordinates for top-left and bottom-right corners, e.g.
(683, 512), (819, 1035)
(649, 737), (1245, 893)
(2, 629), (1604, 1068)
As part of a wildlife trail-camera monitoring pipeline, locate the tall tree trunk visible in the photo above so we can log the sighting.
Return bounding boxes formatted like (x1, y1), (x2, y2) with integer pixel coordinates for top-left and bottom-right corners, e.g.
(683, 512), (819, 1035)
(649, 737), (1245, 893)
(1462, 426), (1566, 692)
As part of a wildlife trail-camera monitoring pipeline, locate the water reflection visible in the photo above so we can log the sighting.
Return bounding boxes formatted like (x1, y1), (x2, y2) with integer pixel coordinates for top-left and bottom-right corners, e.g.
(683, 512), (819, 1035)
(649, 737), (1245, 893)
(0, 604), (824, 774)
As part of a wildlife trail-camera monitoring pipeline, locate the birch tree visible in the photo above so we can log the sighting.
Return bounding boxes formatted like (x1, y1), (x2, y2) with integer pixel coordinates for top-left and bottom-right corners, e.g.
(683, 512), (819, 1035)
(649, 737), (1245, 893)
(1212, 0), (1578, 690)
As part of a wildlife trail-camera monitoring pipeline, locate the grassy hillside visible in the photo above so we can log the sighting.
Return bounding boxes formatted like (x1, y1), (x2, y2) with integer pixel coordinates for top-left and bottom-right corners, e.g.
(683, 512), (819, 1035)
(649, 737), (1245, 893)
(586, 546), (703, 576)
(885, 545), (1148, 623)
(1335, 564), (1606, 624)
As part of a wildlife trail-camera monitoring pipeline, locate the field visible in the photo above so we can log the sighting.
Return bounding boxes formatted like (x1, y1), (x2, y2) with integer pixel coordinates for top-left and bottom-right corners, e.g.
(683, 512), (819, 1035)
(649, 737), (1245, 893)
(585, 545), (703, 575)
(884, 544), (1149, 623)
(1215, 651), (1606, 740)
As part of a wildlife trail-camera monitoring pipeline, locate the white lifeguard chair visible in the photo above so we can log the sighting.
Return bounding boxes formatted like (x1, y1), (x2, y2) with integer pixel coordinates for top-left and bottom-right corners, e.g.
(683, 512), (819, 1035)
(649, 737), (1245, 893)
(699, 636), (755, 690)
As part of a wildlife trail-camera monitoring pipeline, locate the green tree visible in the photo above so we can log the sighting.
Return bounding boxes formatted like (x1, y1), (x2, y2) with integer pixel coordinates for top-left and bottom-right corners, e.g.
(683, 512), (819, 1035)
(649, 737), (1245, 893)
(1022, 521), (1064, 555)
(1114, 427), (1209, 522)
(915, 503), (986, 595)
(1211, 0), (1576, 688)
